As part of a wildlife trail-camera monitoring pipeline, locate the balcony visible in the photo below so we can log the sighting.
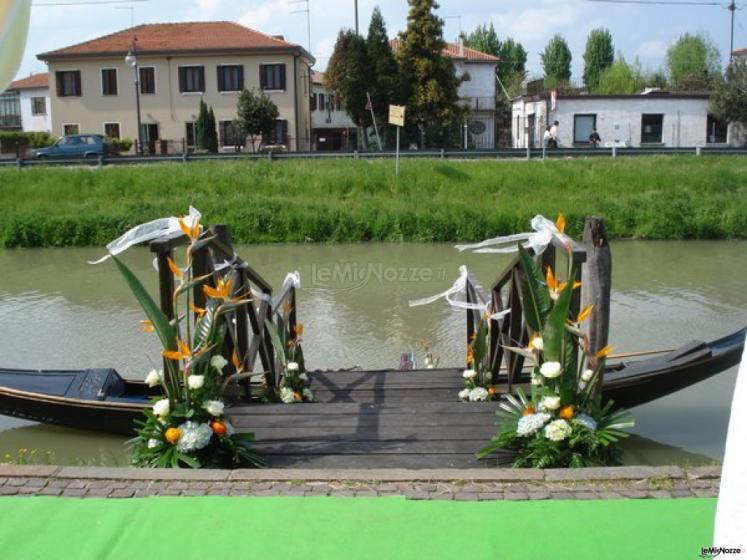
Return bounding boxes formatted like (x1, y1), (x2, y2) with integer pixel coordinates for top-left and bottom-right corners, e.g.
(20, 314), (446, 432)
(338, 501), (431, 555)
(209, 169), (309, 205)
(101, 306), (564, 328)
(459, 96), (496, 113)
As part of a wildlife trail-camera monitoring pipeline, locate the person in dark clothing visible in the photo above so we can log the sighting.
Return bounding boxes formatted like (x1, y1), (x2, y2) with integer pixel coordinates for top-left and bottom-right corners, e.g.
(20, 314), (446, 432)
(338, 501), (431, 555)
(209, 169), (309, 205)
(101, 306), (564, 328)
(588, 129), (601, 147)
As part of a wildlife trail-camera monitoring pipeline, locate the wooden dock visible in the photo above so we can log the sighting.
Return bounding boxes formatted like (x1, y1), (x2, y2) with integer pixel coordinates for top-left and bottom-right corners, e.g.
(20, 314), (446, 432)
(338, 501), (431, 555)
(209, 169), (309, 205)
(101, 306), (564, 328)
(230, 369), (512, 468)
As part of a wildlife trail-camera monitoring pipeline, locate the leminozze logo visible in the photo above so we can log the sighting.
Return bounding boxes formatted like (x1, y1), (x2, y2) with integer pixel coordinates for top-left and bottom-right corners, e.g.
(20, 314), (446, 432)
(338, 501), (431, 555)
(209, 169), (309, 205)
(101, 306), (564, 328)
(700, 546), (744, 558)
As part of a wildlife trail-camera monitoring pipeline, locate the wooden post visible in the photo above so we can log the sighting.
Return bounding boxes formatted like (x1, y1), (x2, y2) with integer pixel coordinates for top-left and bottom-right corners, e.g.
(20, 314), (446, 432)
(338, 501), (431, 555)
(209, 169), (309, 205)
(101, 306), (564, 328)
(580, 216), (611, 397)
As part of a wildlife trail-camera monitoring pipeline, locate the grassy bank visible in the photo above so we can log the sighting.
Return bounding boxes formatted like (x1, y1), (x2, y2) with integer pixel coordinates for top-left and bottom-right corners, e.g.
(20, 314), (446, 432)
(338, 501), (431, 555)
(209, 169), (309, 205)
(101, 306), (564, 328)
(1, 156), (746, 247)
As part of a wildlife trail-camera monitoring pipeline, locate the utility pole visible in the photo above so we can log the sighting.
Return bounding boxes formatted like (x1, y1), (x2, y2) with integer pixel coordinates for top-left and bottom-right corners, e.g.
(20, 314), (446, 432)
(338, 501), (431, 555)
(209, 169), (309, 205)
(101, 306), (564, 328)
(354, 0), (359, 34)
(729, 0), (736, 63)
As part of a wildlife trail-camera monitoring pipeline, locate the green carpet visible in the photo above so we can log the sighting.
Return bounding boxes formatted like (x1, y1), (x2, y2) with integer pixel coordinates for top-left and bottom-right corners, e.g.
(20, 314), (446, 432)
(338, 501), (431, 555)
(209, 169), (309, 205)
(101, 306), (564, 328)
(0, 496), (715, 559)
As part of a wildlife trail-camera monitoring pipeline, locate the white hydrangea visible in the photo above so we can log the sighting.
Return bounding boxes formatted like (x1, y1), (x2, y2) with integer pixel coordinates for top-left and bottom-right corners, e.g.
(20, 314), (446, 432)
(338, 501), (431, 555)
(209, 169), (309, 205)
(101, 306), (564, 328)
(204, 400), (224, 416)
(469, 387), (489, 402)
(286, 362), (299, 372)
(302, 388), (314, 402)
(544, 419), (573, 441)
(516, 412), (551, 437)
(147, 438), (160, 449)
(176, 421), (213, 452)
(574, 413), (598, 430)
(539, 395), (561, 411)
(188, 375), (205, 390)
(280, 387), (296, 403)
(153, 398), (170, 417)
(458, 388), (470, 401)
(210, 355), (228, 370)
(145, 369), (162, 387)
(462, 369), (477, 380)
(540, 361), (563, 379)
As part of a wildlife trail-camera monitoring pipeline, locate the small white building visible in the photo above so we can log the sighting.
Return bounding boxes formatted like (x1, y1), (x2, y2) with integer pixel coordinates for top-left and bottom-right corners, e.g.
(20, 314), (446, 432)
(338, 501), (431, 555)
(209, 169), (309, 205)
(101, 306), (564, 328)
(512, 91), (736, 148)
(5, 73), (51, 132)
(310, 71), (357, 151)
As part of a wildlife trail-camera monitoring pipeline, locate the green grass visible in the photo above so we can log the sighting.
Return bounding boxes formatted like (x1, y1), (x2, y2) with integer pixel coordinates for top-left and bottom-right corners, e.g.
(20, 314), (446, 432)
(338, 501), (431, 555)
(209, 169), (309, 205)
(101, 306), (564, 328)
(1, 156), (746, 247)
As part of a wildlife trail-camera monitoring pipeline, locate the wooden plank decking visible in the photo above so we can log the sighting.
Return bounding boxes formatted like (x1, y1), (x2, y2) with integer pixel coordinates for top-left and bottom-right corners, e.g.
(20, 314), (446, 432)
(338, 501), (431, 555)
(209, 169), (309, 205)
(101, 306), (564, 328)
(229, 369), (513, 468)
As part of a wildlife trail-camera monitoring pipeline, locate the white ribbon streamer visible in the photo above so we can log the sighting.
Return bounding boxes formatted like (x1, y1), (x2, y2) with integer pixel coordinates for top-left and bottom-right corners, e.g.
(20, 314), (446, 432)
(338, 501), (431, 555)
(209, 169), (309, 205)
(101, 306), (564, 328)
(408, 265), (510, 320)
(270, 271), (301, 308)
(89, 206), (201, 264)
(455, 214), (568, 255)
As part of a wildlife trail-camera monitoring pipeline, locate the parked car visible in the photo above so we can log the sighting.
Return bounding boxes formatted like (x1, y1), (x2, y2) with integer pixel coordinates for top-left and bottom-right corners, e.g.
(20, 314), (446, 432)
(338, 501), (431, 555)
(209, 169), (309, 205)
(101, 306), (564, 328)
(33, 134), (112, 159)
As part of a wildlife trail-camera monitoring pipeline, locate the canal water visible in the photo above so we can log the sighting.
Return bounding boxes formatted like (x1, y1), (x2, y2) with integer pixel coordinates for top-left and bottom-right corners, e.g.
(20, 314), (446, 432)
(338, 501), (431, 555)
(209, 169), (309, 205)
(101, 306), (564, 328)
(0, 241), (744, 466)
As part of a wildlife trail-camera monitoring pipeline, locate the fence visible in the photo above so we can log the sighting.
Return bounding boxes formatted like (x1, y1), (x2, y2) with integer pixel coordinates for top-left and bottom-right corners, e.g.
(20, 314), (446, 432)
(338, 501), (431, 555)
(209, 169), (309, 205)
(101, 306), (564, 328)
(1, 145), (746, 168)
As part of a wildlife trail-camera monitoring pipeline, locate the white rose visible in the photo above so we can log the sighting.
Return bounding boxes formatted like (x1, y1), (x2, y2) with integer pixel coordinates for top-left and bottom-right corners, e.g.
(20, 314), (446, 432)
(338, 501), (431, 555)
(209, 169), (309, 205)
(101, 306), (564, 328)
(145, 369), (162, 387)
(204, 400), (224, 416)
(458, 388), (470, 401)
(153, 398), (170, 417)
(286, 362), (299, 372)
(210, 355), (228, 370)
(188, 375), (205, 390)
(462, 369), (477, 380)
(539, 361), (563, 379)
(540, 395), (561, 411)
(581, 369), (594, 382)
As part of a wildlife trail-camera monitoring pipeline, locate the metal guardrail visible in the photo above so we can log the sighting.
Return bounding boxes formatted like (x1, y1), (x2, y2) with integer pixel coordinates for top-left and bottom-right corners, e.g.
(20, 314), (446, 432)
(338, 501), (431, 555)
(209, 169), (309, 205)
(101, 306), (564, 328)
(1, 146), (746, 168)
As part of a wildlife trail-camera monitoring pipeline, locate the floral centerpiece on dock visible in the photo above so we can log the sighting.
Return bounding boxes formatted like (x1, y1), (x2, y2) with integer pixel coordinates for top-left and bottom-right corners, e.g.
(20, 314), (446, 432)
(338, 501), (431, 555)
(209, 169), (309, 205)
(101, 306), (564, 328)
(111, 215), (266, 468)
(266, 319), (314, 403)
(477, 236), (634, 468)
(459, 318), (499, 402)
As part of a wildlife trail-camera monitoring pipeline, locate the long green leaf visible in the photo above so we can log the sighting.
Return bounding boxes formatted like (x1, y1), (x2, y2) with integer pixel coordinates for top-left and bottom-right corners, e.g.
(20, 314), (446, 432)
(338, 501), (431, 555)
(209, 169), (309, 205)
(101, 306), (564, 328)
(112, 255), (176, 351)
(517, 244), (552, 332)
(541, 266), (577, 363)
(264, 318), (287, 367)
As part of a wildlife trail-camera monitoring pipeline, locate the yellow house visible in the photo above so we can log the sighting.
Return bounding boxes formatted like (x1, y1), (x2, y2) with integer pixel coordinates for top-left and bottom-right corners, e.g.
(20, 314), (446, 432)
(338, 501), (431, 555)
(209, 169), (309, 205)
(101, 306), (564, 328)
(37, 21), (314, 152)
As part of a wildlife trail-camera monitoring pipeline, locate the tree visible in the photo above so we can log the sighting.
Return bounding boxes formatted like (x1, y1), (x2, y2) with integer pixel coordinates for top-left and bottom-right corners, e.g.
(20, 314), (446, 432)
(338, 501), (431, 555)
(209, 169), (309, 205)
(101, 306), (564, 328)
(666, 33), (721, 90)
(583, 28), (614, 90)
(460, 23), (501, 57)
(326, 29), (371, 146)
(711, 58), (747, 124)
(366, 7), (401, 133)
(195, 99), (218, 153)
(235, 88), (279, 151)
(541, 34), (572, 87)
(595, 55), (637, 94)
(397, 0), (464, 147)
(498, 38), (527, 83)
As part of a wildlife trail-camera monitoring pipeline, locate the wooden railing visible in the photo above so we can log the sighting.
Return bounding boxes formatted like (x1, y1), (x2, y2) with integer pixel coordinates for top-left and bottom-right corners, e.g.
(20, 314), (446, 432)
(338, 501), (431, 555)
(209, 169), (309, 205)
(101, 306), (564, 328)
(465, 235), (587, 392)
(149, 224), (296, 400)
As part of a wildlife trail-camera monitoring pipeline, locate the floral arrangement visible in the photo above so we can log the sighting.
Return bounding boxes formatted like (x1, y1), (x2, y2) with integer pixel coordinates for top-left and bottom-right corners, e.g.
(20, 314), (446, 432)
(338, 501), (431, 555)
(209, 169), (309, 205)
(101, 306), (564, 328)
(477, 222), (634, 468)
(266, 319), (314, 403)
(459, 317), (499, 402)
(112, 215), (266, 468)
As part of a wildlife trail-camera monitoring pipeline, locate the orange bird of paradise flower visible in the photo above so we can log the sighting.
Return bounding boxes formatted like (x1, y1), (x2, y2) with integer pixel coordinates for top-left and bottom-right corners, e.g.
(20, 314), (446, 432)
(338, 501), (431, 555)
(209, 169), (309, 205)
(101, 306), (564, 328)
(204, 275), (233, 300)
(545, 266), (582, 300)
(178, 215), (201, 242)
(162, 339), (192, 361)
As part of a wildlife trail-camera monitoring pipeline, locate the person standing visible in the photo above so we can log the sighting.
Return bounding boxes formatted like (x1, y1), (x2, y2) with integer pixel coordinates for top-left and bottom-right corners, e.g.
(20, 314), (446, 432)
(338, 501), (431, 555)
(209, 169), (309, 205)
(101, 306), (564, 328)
(549, 120), (560, 148)
(543, 126), (552, 148)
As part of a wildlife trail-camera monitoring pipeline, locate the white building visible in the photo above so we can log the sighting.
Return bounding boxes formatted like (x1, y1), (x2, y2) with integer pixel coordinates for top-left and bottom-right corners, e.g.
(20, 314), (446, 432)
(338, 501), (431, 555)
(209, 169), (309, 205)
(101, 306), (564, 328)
(310, 71), (357, 151)
(4, 73), (50, 132)
(511, 91), (736, 148)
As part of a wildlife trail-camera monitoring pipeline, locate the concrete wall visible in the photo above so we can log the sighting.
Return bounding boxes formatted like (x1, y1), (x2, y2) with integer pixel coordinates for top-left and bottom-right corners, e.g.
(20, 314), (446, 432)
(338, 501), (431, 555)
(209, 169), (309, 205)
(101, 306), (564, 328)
(19, 87), (50, 132)
(311, 83), (355, 130)
(46, 52), (312, 151)
(455, 61), (497, 149)
(511, 96), (732, 148)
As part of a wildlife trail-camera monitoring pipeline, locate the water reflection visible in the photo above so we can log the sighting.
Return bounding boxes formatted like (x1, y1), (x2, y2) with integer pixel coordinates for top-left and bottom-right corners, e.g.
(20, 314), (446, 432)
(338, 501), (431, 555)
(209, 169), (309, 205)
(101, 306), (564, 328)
(0, 240), (744, 464)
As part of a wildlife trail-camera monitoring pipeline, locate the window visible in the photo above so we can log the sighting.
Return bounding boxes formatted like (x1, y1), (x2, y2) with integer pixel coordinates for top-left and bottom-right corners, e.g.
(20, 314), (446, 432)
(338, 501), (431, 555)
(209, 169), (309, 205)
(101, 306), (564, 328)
(317, 93), (325, 111)
(266, 119), (288, 145)
(217, 65), (244, 92)
(104, 122), (120, 139)
(101, 68), (118, 95)
(641, 114), (664, 144)
(219, 120), (242, 147)
(310, 94), (317, 111)
(706, 114), (728, 144)
(31, 97), (46, 115)
(185, 122), (196, 148)
(260, 64), (286, 91)
(178, 66), (205, 93)
(56, 71), (81, 97)
(573, 114), (596, 144)
(0, 91), (21, 128)
(63, 123), (80, 136)
(139, 67), (155, 94)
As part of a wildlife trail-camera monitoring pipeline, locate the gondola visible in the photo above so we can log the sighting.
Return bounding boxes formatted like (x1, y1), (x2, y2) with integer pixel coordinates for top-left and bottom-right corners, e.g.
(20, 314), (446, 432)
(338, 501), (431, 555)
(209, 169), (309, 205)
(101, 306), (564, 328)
(0, 327), (744, 436)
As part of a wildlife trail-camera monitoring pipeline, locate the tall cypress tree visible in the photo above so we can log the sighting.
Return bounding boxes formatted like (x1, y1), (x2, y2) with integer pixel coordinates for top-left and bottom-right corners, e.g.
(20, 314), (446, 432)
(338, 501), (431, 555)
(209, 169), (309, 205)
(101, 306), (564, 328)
(326, 29), (370, 143)
(397, 0), (463, 147)
(366, 7), (400, 125)
(541, 34), (572, 87)
(583, 28), (614, 90)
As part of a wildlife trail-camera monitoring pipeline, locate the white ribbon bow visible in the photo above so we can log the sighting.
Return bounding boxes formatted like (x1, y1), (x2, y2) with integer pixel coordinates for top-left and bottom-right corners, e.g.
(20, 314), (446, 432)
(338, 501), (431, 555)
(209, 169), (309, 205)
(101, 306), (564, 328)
(455, 214), (568, 255)
(89, 206), (202, 264)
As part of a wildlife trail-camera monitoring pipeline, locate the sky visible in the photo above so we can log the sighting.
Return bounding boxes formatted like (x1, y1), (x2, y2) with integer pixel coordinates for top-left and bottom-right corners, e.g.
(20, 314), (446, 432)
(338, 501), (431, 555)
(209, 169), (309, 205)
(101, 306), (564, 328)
(14, 0), (747, 82)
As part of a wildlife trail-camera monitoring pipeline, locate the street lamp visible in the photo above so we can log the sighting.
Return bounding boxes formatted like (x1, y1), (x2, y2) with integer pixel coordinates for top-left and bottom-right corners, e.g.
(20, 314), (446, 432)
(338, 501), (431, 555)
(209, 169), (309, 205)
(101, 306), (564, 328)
(125, 43), (144, 156)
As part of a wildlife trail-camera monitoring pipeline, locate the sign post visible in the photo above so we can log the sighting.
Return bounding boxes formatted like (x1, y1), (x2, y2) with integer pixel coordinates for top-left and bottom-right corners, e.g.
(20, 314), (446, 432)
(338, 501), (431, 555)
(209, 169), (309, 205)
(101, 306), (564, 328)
(389, 104), (405, 179)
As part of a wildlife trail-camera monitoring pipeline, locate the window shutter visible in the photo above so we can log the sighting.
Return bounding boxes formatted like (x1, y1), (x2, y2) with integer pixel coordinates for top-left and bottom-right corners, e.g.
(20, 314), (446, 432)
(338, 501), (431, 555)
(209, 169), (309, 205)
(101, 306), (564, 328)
(179, 68), (185, 92)
(281, 120), (288, 143)
(56, 72), (63, 96)
(75, 71), (82, 96)
(279, 65), (286, 90)
(198, 67), (205, 92)
(237, 66), (244, 91)
(260, 66), (267, 89)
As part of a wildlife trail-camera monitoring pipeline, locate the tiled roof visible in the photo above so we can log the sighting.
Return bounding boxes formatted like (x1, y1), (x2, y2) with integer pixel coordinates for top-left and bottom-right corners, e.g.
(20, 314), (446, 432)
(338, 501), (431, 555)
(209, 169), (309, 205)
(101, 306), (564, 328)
(8, 73), (49, 90)
(38, 22), (310, 60)
(311, 71), (325, 85)
(733, 47), (747, 56)
(389, 38), (499, 62)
